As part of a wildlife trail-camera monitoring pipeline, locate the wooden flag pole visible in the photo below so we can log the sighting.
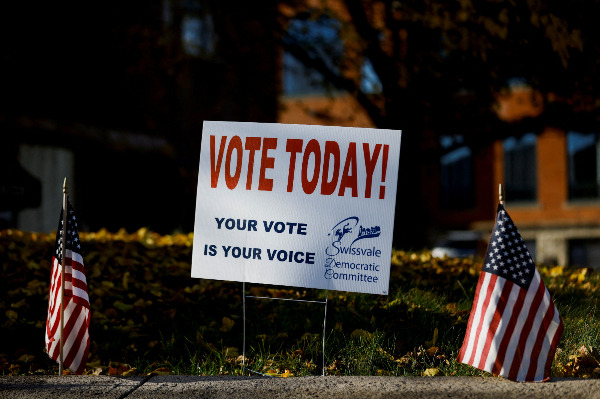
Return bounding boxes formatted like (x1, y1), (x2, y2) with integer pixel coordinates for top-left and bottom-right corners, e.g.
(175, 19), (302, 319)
(59, 178), (68, 375)
(499, 183), (505, 206)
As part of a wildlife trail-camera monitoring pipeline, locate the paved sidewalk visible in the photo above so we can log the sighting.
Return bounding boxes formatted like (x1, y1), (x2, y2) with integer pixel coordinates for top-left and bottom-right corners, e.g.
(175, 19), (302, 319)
(1, 375), (599, 398)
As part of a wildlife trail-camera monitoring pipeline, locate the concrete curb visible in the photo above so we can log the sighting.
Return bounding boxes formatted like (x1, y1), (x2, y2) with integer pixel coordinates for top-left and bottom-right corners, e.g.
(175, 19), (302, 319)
(1, 375), (599, 398)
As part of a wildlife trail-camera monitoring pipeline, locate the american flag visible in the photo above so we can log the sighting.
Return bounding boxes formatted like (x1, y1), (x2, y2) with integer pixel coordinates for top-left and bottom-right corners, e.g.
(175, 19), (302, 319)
(457, 204), (563, 382)
(45, 198), (90, 374)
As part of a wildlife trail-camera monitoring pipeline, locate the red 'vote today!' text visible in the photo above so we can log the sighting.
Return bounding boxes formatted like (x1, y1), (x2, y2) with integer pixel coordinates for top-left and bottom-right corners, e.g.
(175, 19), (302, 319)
(209, 135), (389, 199)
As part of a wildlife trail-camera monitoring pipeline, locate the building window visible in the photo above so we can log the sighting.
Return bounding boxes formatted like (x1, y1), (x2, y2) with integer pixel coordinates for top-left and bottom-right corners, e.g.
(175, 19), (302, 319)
(168, 0), (216, 58)
(282, 13), (383, 98)
(282, 16), (342, 96)
(360, 58), (382, 94)
(182, 13), (215, 57)
(440, 136), (474, 209)
(568, 131), (600, 200)
(503, 133), (537, 202)
(282, 52), (333, 96)
(569, 238), (600, 269)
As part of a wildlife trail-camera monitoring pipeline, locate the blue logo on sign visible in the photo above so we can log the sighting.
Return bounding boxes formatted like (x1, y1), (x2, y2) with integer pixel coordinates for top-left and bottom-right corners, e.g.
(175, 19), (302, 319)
(323, 216), (383, 283)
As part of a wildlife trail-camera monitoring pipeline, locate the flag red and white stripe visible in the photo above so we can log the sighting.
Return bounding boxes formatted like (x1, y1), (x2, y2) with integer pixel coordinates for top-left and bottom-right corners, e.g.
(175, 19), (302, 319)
(45, 198), (90, 374)
(457, 205), (563, 382)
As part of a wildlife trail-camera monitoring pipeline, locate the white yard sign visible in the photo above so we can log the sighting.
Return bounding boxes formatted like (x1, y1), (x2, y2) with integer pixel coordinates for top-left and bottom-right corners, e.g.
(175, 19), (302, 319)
(191, 121), (401, 295)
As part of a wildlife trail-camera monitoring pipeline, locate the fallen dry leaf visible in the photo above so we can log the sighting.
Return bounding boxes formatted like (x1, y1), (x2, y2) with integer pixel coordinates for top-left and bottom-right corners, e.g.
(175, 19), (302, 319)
(422, 367), (442, 377)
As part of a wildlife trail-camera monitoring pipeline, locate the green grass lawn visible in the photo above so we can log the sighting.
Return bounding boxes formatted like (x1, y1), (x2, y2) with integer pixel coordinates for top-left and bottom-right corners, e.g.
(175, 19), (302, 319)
(1, 229), (599, 378)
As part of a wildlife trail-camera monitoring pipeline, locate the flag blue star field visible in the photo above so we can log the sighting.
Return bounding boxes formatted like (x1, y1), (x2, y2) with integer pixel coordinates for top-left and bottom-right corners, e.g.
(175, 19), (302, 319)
(457, 205), (563, 382)
(45, 198), (90, 374)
